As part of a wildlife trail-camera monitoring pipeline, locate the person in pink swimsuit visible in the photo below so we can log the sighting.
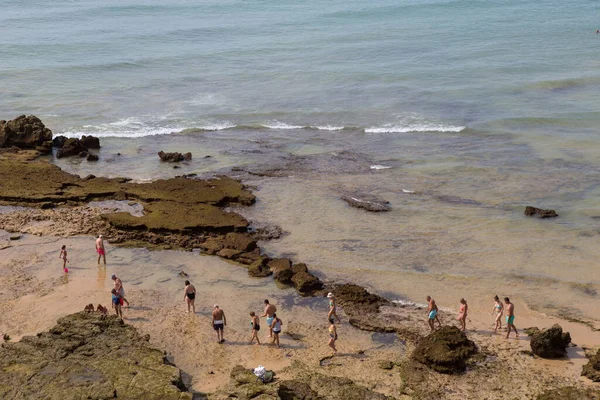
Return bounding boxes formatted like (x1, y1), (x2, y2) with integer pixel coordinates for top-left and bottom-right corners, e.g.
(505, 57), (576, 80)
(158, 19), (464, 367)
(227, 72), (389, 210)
(457, 298), (468, 331)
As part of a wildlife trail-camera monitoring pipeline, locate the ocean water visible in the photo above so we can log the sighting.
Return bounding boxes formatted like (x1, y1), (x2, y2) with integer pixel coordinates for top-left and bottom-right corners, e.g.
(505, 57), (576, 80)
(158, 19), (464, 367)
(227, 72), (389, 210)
(2, 0), (600, 322)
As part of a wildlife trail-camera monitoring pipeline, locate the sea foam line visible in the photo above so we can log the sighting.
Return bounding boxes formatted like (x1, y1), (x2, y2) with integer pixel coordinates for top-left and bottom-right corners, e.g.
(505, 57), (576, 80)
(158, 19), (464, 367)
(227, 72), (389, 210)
(365, 124), (465, 133)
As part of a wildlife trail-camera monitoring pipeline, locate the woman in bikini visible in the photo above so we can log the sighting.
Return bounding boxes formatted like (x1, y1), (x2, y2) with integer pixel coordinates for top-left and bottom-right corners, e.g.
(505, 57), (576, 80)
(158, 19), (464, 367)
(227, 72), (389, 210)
(270, 313), (283, 348)
(492, 295), (503, 333)
(249, 312), (261, 345)
(457, 298), (468, 331)
(328, 318), (338, 353)
(59, 245), (68, 272)
(183, 280), (196, 313)
(327, 293), (341, 323)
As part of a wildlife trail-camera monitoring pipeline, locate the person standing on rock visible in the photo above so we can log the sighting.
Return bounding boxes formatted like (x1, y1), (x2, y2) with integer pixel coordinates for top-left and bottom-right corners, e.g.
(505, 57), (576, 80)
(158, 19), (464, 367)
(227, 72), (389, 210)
(212, 304), (226, 344)
(111, 274), (130, 307)
(111, 289), (123, 318)
(327, 293), (341, 323)
(492, 295), (504, 333)
(59, 245), (68, 272)
(457, 298), (468, 332)
(183, 280), (196, 313)
(328, 317), (338, 353)
(426, 296), (442, 332)
(262, 299), (277, 338)
(96, 235), (106, 265)
(504, 297), (519, 339)
(249, 312), (261, 345)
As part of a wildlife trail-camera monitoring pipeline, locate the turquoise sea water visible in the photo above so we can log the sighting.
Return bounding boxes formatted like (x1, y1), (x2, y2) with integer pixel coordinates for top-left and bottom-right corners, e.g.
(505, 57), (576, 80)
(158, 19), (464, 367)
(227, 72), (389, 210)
(2, 0), (600, 320)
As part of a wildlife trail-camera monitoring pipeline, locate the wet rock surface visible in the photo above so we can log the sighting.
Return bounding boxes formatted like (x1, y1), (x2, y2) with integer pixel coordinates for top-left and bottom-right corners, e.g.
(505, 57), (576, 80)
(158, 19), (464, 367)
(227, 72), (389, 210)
(80, 135), (101, 149)
(536, 387), (600, 400)
(56, 137), (88, 158)
(529, 324), (571, 359)
(0, 312), (191, 400)
(525, 206), (558, 218)
(411, 326), (478, 373)
(341, 193), (390, 212)
(158, 151), (192, 162)
(582, 348), (600, 382)
(0, 115), (53, 149)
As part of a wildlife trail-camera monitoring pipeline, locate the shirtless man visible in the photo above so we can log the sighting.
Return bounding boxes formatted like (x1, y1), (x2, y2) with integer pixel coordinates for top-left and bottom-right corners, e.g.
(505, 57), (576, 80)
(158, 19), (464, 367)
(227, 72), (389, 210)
(96, 235), (106, 265)
(426, 296), (442, 332)
(183, 280), (196, 313)
(504, 297), (519, 339)
(111, 274), (130, 307)
(262, 299), (277, 338)
(212, 304), (227, 343)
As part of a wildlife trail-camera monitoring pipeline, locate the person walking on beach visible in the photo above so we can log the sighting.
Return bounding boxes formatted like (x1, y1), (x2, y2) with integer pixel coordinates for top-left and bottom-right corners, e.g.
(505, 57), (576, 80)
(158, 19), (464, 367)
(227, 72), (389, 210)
(249, 312), (261, 345)
(426, 296), (442, 332)
(111, 289), (123, 318)
(327, 292), (341, 323)
(492, 295), (504, 333)
(262, 299), (277, 338)
(504, 297), (519, 339)
(59, 245), (68, 272)
(96, 235), (106, 265)
(212, 304), (226, 344)
(270, 313), (283, 348)
(457, 298), (468, 331)
(328, 318), (338, 353)
(111, 274), (130, 307)
(183, 280), (196, 313)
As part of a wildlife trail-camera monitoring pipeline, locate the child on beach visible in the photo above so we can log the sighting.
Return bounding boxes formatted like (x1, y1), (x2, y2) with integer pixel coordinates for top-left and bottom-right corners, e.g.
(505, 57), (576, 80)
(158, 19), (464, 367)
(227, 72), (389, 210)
(328, 318), (338, 353)
(457, 298), (468, 331)
(111, 289), (123, 318)
(59, 245), (68, 272)
(492, 295), (503, 333)
(249, 312), (261, 345)
(270, 313), (283, 348)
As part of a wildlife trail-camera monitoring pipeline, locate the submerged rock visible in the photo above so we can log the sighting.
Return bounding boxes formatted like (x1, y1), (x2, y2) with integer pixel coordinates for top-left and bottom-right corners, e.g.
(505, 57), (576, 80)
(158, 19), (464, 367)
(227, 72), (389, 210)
(87, 153), (99, 162)
(530, 324), (571, 358)
(411, 326), (478, 374)
(0, 312), (191, 399)
(525, 206), (558, 218)
(0, 115), (53, 149)
(582, 348), (600, 382)
(341, 193), (390, 212)
(158, 151), (192, 162)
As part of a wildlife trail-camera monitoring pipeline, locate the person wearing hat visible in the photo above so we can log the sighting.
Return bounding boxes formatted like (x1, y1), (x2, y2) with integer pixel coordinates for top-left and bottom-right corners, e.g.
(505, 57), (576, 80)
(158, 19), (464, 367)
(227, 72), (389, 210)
(96, 235), (106, 265)
(212, 304), (226, 343)
(111, 274), (130, 307)
(327, 293), (341, 323)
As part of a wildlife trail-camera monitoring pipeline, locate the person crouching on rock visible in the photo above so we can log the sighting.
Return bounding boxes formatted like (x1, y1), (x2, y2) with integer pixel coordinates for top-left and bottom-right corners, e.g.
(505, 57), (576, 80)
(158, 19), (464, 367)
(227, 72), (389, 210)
(328, 318), (338, 353)
(96, 304), (109, 315)
(457, 298), (468, 331)
(249, 312), (261, 345)
(111, 289), (123, 318)
(183, 280), (196, 313)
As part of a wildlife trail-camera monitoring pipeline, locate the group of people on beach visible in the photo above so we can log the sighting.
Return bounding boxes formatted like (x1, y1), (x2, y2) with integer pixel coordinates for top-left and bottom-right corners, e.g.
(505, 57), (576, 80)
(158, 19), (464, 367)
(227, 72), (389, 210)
(427, 295), (519, 338)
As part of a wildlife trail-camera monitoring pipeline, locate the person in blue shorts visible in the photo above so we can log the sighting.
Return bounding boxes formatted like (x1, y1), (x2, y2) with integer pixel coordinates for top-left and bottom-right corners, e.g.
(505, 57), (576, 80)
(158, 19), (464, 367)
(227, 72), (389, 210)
(426, 295), (442, 332)
(262, 299), (277, 338)
(504, 297), (519, 339)
(111, 289), (123, 318)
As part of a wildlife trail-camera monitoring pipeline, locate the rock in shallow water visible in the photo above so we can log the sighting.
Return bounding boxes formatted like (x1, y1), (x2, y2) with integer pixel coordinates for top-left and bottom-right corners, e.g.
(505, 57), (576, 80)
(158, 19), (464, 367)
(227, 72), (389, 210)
(530, 324), (571, 359)
(158, 151), (192, 162)
(525, 206), (558, 218)
(341, 193), (390, 212)
(411, 326), (478, 374)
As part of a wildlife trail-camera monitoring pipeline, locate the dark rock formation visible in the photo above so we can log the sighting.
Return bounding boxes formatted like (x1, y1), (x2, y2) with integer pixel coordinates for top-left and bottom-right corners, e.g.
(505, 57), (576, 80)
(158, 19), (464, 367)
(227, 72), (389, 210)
(158, 151), (192, 162)
(524, 327), (541, 337)
(525, 206), (558, 218)
(52, 135), (68, 148)
(78, 151), (88, 158)
(291, 271), (323, 295)
(56, 138), (87, 158)
(582, 348), (600, 382)
(411, 326), (478, 373)
(0, 312), (191, 399)
(228, 365), (277, 399)
(80, 135), (101, 149)
(341, 193), (390, 212)
(248, 258), (272, 278)
(332, 284), (390, 316)
(0, 115), (53, 149)
(87, 153), (99, 162)
(224, 232), (257, 252)
(378, 361), (394, 370)
(278, 380), (320, 400)
(536, 387), (600, 400)
(270, 258), (294, 284)
(530, 324), (571, 358)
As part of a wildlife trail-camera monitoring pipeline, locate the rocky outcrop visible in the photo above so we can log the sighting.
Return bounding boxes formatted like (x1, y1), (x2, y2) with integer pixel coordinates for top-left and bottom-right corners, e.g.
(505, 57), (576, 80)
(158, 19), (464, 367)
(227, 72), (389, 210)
(0, 312), (191, 399)
(270, 258), (293, 284)
(411, 326), (478, 373)
(525, 206), (558, 218)
(341, 193), (390, 212)
(80, 135), (101, 149)
(56, 138), (88, 158)
(87, 153), (99, 162)
(248, 258), (273, 278)
(278, 380), (320, 400)
(158, 151), (192, 162)
(332, 284), (390, 317)
(291, 271), (323, 295)
(52, 135), (68, 148)
(0, 115), (53, 149)
(536, 387), (600, 400)
(582, 348), (600, 382)
(529, 324), (571, 358)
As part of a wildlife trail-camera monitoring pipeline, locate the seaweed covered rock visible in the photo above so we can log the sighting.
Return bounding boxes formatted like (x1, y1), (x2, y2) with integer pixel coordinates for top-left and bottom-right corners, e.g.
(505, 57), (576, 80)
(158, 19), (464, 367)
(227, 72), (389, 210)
(411, 326), (478, 373)
(536, 387), (600, 400)
(525, 206), (558, 218)
(269, 258), (293, 284)
(0, 312), (191, 400)
(158, 151), (192, 162)
(582, 348), (600, 382)
(0, 115), (53, 149)
(248, 258), (272, 278)
(278, 380), (320, 400)
(332, 284), (390, 315)
(224, 232), (257, 252)
(80, 135), (101, 149)
(291, 271), (323, 295)
(530, 324), (571, 359)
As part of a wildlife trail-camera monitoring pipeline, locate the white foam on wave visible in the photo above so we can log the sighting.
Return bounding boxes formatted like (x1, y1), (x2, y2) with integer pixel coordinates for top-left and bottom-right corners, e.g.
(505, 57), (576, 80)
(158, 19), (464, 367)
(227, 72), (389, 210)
(370, 165), (392, 170)
(402, 189), (415, 194)
(311, 125), (345, 131)
(60, 117), (186, 138)
(261, 121), (304, 130)
(196, 122), (236, 131)
(365, 124), (465, 133)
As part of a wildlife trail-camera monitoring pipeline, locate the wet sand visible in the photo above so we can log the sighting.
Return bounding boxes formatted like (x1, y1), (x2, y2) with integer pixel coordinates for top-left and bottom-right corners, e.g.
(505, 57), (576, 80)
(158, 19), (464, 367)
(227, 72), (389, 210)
(1, 230), (599, 398)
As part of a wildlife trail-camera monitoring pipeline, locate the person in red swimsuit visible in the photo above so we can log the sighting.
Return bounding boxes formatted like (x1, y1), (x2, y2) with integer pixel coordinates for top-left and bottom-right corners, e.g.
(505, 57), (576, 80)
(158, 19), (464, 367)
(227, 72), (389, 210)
(96, 235), (106, 265)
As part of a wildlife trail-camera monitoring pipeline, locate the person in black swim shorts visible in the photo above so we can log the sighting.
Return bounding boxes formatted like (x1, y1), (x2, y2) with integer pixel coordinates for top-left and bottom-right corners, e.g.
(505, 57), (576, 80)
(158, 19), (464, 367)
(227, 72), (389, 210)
(212, 304), (227, 343)
(183, 280), (196, 313)
(249, 311), (261, 345)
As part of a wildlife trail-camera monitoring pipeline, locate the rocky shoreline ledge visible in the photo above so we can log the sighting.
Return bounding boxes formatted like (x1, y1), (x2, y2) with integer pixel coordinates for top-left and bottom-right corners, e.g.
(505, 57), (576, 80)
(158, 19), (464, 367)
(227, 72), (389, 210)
(1, 116), (600, 399)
